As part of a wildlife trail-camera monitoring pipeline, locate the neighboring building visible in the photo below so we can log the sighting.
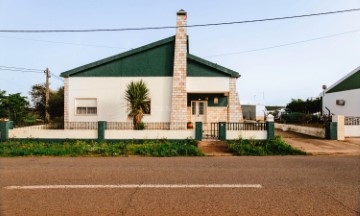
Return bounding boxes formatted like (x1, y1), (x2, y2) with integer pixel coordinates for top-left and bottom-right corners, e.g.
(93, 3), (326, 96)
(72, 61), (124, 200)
(321, 66), (360, 116)
(60, 10), (243, 129)
(241, 104), (266, 121)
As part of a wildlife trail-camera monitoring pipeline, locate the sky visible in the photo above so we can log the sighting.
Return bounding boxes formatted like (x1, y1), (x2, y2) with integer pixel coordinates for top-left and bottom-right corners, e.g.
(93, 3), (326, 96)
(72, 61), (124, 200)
(0, 0), (359, 106)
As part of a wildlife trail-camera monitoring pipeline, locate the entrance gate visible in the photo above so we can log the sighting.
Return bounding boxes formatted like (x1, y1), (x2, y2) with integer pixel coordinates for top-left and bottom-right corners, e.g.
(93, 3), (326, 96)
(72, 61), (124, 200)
(202, 123), (219, 140)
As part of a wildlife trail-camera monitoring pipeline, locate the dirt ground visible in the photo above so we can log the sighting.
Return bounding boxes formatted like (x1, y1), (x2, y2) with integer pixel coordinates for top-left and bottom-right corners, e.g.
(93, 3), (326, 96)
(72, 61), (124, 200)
(276, 129), (360, 155)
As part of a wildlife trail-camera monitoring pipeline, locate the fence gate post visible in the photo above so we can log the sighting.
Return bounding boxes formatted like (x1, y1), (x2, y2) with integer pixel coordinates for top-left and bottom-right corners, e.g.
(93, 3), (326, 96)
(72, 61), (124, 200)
(195, 122), (202, 141)
(266, 114), (275, 140)
(0, 121), (9, 141)
(98, 121), (107, 141)
(219, 122), (226, 141)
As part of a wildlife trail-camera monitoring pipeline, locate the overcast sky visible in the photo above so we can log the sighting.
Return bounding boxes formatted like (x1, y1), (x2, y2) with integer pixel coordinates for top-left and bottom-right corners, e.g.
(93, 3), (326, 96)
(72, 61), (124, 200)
(0, 0), (359, 106)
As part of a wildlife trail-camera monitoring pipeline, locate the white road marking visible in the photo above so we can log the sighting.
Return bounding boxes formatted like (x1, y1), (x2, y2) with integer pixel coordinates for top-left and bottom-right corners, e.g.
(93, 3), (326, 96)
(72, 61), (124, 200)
(4, 184), (262, 190)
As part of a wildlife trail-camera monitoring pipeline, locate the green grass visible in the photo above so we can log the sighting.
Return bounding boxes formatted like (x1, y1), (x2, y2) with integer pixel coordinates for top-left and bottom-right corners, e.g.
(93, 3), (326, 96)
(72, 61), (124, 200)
(228, 136), (306, 156)
(0, 138), (204, 157)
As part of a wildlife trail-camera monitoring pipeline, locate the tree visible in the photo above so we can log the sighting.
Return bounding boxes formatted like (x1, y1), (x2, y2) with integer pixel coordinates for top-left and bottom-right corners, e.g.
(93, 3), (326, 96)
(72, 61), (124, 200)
(0, 90), (8, 119)
(3, 93), (29, 124)
(286, 98), (321, 114)
(48, 86), (64, 121)
(29, 83), (46, 121)
(124, 80), (150, 129)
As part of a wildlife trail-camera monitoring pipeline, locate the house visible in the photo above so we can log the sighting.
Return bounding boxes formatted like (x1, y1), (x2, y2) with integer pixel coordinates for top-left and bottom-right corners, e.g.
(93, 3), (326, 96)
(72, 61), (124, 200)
(60, 10), (243, 129)
(321, 66), (360, 117)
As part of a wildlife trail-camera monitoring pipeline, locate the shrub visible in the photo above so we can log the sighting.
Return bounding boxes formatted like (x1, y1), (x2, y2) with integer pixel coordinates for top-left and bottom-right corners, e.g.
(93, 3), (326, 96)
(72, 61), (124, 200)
(0, 139), (203, 157)
(228, 137), (306, 156)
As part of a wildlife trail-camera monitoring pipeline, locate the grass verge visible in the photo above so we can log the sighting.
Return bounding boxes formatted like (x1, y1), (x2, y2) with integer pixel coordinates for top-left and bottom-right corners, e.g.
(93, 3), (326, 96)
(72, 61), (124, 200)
(228, 136), (306, 156)
(0, 138), (204, 157)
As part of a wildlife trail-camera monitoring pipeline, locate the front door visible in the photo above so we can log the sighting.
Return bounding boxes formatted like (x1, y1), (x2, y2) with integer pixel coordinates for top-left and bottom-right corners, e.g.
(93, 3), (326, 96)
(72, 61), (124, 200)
(191, 101), (207, 123)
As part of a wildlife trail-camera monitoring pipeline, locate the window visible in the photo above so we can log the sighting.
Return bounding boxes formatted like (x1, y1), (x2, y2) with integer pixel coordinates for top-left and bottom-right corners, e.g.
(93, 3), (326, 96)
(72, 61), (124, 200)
(192, 102), (196, 115)
(199, 102), (204, 115)
(144, 100), (151, 115)
(76, 99), (97, 115)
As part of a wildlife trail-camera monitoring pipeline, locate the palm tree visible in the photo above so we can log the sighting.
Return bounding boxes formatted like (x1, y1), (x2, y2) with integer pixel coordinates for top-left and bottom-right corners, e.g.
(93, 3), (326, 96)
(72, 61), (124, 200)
(124, 80), (150, 129)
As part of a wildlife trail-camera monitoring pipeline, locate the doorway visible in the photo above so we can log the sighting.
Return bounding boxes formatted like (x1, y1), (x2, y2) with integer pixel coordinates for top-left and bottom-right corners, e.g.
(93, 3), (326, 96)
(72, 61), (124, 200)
(191, 101), (207, 123)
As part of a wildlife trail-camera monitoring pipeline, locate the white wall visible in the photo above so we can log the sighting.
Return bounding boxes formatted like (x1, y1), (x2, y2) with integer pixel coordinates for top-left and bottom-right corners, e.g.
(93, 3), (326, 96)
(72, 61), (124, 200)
(106, 130), (195, 139)
(68, 77), (172, 122)
(186, 77), (229, 93)
(275, 123), (325, 138)
(344, 126), (360, 137)
(323, 89), (360, 116)
(9, 129), (97, 139)
(227, 130), (267, 140)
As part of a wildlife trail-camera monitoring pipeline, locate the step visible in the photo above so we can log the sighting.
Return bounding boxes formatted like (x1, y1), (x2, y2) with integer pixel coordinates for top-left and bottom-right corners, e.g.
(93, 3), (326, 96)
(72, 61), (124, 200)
(197, 140), (232, 156)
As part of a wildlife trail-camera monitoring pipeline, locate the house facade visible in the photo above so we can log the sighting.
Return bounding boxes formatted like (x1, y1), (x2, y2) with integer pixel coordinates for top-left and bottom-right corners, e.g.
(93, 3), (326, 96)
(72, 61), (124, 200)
(322, 66), (360, 117)
(60, 10), (243, 129)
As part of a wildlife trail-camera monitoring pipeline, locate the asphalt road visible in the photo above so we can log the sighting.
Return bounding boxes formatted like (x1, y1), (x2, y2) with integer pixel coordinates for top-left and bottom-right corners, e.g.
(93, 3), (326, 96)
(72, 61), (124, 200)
(0, 156), (359, 216)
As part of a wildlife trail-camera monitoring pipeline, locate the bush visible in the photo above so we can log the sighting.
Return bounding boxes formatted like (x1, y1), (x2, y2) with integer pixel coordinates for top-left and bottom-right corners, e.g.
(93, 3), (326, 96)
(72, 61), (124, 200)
(228, 137), (306, 156)
(280, 112), (306, 124)
(0, 139), (203, 157)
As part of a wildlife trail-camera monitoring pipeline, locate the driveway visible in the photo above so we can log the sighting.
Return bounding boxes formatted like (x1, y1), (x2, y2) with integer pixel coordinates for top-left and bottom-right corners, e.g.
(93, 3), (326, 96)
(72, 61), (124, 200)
(276, 129), (360, 155)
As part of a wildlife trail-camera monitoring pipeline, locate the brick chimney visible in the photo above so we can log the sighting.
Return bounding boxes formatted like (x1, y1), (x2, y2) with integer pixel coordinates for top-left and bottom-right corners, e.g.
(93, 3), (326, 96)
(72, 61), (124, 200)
(170, 10), (188, 129)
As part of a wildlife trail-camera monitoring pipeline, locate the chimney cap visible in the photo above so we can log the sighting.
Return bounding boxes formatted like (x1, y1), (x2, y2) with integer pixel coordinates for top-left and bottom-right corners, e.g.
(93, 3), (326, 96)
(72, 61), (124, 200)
(177, 9), (187, 15)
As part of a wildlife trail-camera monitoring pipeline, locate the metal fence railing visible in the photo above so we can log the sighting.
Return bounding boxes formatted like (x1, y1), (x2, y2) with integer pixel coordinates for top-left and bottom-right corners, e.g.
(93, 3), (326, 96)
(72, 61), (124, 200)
(107, 122), (187, 130)
(13, 122), (98, 130)
(227, 122), (266, 131)
(345, 117), (360, 125)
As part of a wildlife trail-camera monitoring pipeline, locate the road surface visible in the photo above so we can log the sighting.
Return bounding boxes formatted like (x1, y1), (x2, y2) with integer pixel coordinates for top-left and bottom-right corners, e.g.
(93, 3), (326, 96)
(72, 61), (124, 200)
(0, 156), (359, 215)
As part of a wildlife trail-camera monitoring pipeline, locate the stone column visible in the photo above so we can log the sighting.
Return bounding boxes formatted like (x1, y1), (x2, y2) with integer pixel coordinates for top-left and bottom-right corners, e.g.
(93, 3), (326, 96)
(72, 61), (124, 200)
(170, 10), (188, 130)
(64, 77), (69, 129)
(228, 78), (243, 122)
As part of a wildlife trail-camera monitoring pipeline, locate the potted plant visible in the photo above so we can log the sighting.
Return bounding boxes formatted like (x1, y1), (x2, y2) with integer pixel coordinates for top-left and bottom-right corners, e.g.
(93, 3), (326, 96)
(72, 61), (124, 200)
(187, 121), (193, 129)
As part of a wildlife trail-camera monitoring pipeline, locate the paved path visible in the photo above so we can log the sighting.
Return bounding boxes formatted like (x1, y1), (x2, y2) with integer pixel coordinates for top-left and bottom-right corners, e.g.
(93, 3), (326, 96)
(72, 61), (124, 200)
(276, 129), (360, 155)
(1, 157), (359, 215)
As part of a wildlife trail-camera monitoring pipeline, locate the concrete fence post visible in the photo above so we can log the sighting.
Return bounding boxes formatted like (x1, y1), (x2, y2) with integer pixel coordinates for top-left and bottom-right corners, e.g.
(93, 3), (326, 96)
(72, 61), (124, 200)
(195, 122), (202, 141)
(266, 114), (275, 140)
(98, 121), (107, 141)
(332, 115), (344, 140)
(219, 122), (226, 141)
(0, 121), (9, 141)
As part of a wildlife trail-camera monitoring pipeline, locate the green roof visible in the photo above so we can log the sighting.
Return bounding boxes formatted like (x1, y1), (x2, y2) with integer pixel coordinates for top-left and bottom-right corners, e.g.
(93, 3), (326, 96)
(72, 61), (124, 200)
(60, 36), (240, 78)
(326, 66), (360, 93)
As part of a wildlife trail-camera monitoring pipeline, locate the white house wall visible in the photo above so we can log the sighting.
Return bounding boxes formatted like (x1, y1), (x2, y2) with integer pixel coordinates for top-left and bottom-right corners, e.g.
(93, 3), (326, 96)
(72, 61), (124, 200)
(323, 89), (360, 116)
(186, 77), (229, 93)
(68, 77), (172, 122)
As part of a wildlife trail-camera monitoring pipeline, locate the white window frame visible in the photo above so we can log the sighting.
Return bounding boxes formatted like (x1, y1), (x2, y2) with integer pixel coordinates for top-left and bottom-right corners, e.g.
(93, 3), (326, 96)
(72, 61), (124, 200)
(75, 98), (98, 116)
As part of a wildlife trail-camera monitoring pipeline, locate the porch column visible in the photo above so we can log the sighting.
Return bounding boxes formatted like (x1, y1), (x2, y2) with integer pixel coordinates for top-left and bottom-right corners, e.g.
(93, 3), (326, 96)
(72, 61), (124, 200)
(228, 78), (243, 122)
(64, 77), (69, 129)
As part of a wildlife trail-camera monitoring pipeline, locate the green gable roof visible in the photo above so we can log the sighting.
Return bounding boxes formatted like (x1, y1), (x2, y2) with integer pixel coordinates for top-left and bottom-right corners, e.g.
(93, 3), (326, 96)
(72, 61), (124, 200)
(60, 36), (240, 78)
(187, 54), (239, 78)
(326, 66), (360, 93)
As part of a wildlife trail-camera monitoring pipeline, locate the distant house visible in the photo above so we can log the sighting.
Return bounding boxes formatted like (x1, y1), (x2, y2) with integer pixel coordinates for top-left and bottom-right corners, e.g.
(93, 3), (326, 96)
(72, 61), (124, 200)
(321, 66), (360, 116)
(60, 10), (243, 129)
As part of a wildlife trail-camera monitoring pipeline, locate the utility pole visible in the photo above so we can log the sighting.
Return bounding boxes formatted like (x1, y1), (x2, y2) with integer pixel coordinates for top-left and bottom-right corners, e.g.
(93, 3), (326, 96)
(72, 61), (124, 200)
(45, 67), (50, 123)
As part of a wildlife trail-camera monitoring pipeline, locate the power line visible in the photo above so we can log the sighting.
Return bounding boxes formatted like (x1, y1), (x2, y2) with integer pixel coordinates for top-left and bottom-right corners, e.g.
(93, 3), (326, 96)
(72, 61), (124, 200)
(0, 65), (43, 72)
(204, 28), (360, 58)
(0, 35), (130, 49)
(0, 68), (44, 73)
(0, 8), (359, 33)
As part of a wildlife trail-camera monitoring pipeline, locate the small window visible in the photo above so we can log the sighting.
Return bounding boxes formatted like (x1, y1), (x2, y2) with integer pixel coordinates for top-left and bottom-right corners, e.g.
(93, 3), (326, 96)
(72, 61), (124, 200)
(76, 99), (97, 115)
(214, 97), (219, 105)
(144, 100), (151, 115)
